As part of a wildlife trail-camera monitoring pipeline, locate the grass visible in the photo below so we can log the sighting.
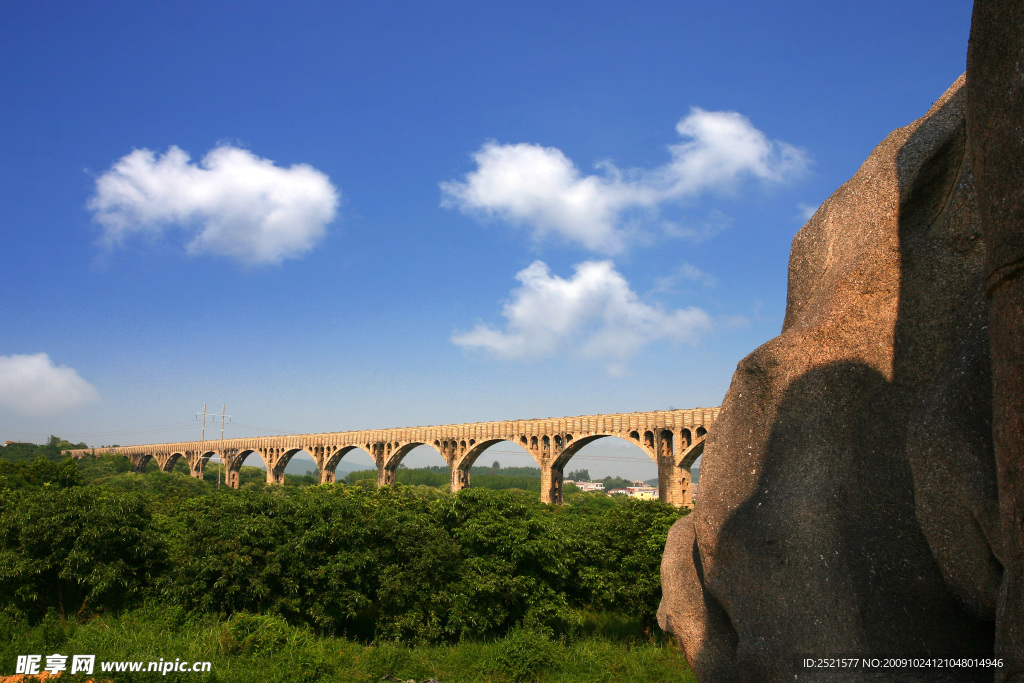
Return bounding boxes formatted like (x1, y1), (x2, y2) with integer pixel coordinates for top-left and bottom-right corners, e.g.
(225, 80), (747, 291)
(0, 607), (696, 683)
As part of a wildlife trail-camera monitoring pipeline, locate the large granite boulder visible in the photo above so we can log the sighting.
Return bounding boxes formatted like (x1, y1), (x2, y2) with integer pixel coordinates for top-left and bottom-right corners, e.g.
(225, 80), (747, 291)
(967, 1), (1024, 678)
(659, 75), (1005, 681)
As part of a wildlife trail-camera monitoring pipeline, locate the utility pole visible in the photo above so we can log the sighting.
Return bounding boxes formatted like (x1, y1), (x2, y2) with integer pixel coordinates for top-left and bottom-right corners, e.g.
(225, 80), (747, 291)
(195, 404), (231, 490)
(215, 405), (232, 490)
(198, 403), (208, 442)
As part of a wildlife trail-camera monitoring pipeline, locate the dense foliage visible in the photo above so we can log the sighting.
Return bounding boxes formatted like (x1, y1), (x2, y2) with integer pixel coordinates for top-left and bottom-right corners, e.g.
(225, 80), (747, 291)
(0, 442), (691, 679)
(0, 435), (87, 463)
(346, 467), (543, 492)
(0, 487), (166, 618)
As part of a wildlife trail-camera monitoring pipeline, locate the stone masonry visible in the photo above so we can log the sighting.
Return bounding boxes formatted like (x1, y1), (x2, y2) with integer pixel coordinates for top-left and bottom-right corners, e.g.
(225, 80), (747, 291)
(65, 407), (719, 507)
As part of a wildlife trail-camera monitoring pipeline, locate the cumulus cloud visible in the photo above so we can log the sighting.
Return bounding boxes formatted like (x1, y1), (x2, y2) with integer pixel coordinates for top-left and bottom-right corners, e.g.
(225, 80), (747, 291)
(660, 109), (807, 195)
(452, 260), (712, 373)
(441, 108), (808, 253)
(89, 145), (340, 265)
(0, 353), (100, 416)
(441, 143), (652, 252)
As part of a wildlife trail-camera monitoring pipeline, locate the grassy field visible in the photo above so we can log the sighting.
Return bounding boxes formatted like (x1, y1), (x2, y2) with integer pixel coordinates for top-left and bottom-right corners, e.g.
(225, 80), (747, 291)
(1, 607), (695, 682)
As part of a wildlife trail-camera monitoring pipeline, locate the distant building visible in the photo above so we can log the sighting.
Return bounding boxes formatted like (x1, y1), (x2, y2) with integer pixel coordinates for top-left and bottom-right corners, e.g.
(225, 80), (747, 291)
(625, 486), (657, 500)
(608, 488), (629, 495)
(567, 480), (605, 492)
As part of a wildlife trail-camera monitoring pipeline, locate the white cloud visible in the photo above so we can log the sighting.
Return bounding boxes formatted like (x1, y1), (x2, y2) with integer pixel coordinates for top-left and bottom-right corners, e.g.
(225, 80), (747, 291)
(89, 145), (340, 265)
(0, 353), (100, 416)
(441, 143), (651, 252)
(660, 109), (807, 195)
(452, 260), (712, 374)
(441, 108), (808, 253)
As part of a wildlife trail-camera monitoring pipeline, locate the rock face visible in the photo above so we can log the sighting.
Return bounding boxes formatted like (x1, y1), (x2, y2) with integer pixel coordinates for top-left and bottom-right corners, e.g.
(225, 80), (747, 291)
(967, 2), (1024, 678)
(659, 75), (1006, 681)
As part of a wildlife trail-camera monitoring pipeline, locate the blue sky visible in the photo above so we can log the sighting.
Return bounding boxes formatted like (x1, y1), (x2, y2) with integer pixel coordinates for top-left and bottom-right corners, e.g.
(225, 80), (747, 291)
(0, 1), (972, 479)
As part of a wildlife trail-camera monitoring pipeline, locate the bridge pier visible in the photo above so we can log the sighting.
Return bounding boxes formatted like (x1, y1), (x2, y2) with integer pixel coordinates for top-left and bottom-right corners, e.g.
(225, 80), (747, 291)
(451, 466), (470, 493)
(540, 463), (565, 505)
(318, 468), (335, 484)
(378, 461), (397, 487)
(668, 437), (705, 509)
(658, 457), (692, 508)
(655, 430), (691, 508)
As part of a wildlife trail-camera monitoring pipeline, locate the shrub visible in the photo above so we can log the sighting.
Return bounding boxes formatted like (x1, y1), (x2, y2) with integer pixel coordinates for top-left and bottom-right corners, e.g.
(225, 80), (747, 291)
(0, 487), (166, 620)
(221, 612), (297, 656)
(495, 627), (560, 682)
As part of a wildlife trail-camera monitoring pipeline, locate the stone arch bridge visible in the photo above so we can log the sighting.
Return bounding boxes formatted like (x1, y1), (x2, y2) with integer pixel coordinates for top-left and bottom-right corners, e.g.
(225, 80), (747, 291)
(65, 407), (718, 507)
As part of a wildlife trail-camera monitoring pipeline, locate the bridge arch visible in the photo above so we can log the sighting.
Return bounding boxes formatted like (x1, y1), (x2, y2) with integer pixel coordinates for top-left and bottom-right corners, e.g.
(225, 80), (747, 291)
(156, 451), (186, 473)
(551, 432), (655, 469)
(200, 450), (220, 472)
(186, 450), (221, 481)
(534, 433), (658, 504)
(318, 445), (373, 484)
(225, 449), (269, 489)
(456, 437), (554, 494)
(129, 452), (155, 474)
(261, 447), (314, 485)
(379, 441), (447, 487)
(451, 438), (542, 492)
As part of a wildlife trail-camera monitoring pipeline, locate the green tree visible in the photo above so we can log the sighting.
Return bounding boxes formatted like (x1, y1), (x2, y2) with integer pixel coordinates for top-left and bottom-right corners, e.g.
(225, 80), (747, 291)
(601, 475), (634, 490)
(561, 498), (686, 627)
(0, 487), (166, 619)
(0, 458), (81, 491)
(432, 488), (572, 639)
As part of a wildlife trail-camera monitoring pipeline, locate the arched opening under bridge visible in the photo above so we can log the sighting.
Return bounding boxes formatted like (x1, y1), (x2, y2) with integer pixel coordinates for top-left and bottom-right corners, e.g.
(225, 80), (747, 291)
(379, 442), (451, 489)
(554, 434), (660, 498)
(275, 448), (320, 482)
(264, 448), (319, 485)
(224, 449), (269, 489)
(451, 439), (542, 494)
(128, 453), (159, 475)
(318, 445), (377, 485)
(156, 451), (187, 474)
